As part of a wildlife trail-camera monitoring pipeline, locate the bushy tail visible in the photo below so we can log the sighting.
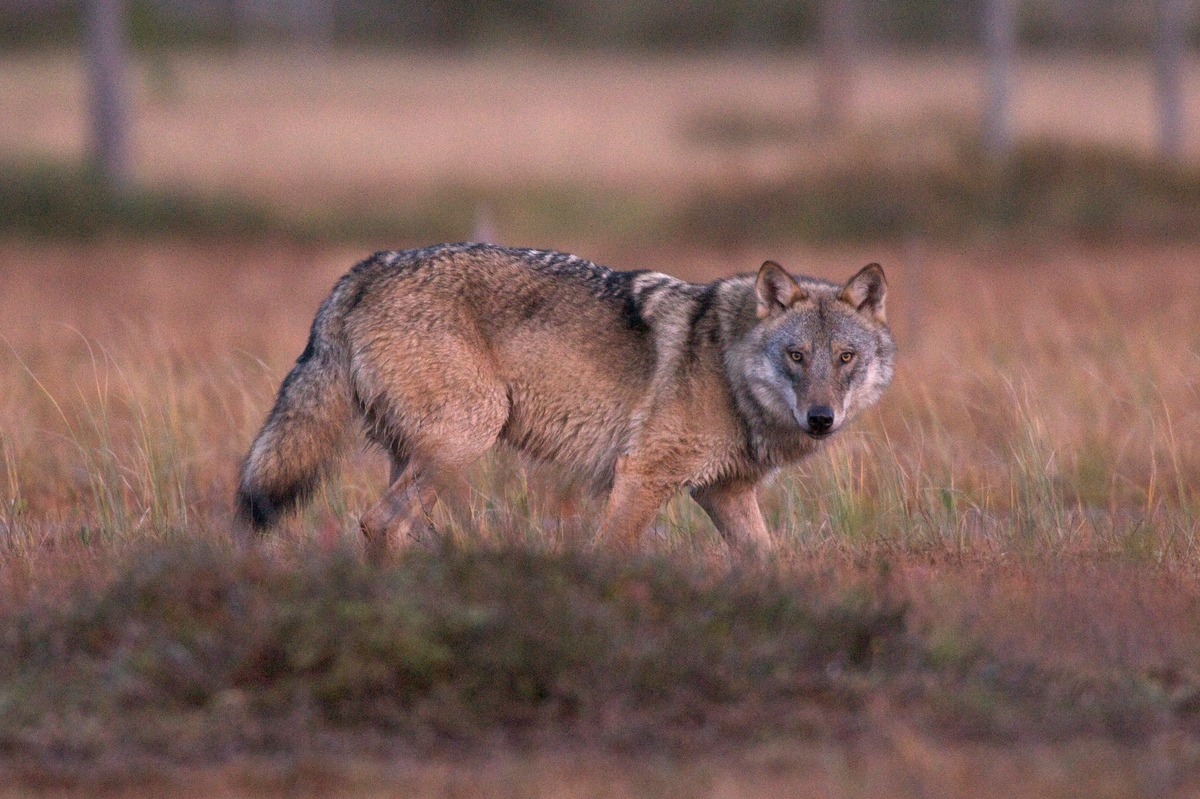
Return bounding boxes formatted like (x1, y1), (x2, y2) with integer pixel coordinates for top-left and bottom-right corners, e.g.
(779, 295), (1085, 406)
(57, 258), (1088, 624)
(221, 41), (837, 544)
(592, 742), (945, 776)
(235, 294), (356, 534)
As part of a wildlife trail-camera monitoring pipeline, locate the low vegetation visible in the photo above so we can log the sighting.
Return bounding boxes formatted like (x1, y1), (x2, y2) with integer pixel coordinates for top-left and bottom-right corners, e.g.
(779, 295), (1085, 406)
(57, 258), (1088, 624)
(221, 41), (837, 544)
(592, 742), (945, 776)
(8, 138), (1200, 244)
(0, 543), (906, 761)
(4, 538), (1200, 775)
(676, 138), (1200, 243)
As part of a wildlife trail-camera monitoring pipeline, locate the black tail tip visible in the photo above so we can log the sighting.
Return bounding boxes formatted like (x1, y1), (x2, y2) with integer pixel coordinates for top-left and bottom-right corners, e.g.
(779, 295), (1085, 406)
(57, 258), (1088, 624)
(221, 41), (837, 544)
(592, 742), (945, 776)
(235, 487), (280, 533)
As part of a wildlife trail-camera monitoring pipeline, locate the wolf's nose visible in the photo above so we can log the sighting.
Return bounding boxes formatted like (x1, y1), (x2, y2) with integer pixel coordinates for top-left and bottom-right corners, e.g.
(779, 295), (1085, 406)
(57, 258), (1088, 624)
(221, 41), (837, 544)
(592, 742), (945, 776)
(807, 406), (834, 434)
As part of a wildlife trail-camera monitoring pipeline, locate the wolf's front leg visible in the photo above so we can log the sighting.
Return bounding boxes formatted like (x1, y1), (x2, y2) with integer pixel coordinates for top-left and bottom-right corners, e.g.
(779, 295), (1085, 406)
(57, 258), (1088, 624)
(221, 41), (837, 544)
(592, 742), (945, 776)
(599, 460), (676, 550)
(691, 481), (774, 554)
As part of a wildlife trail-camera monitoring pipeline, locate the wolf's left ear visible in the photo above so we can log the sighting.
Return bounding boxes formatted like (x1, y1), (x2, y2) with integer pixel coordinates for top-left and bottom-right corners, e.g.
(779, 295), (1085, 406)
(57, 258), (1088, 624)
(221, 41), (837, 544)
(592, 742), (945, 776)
(840, 263), (887, 323)
(755, 261), (806, 319)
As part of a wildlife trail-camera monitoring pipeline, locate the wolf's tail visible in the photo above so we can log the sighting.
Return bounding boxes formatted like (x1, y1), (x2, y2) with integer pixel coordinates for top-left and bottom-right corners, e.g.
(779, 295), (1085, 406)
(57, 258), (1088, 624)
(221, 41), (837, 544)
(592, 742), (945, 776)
(235, 280), (358, 534)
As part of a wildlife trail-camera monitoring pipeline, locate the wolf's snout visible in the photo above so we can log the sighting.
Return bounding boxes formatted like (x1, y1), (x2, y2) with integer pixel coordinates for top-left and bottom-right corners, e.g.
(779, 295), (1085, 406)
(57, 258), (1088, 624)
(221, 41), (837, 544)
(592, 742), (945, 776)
(806, 406), (835, 435)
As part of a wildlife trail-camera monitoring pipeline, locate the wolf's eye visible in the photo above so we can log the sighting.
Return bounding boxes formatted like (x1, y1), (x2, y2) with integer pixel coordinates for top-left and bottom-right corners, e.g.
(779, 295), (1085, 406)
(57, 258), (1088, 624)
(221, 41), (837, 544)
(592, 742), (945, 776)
(839, 351), (855, 364)
(788, 350), (805, 364)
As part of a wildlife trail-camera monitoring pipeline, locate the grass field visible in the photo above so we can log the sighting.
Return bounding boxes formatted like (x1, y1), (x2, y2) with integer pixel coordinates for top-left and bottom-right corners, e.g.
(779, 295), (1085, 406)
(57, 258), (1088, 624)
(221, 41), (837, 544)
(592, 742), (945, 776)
(1, 236), (1199, 796)
(4, 238), (1197, 551)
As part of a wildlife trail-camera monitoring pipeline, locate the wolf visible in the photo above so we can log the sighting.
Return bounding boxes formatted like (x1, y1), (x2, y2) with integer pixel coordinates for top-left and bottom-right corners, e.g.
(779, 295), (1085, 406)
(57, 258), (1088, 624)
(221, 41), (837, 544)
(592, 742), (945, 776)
(235, 243), (895, 554)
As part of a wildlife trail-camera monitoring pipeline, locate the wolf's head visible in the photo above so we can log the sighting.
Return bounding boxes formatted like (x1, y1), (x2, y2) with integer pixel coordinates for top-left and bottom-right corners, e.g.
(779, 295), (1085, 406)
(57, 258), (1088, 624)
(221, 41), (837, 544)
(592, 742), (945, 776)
(735, 261), (896, 440)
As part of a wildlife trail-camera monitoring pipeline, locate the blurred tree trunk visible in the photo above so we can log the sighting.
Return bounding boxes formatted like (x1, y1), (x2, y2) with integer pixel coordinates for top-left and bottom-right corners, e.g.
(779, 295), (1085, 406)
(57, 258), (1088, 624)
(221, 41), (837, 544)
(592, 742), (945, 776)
(816, 0), (855, 134)
(292, 0), (335, 49)
(1155, 0), (1186, 161)
(84, 0), (132, 192)
(231, 0), (253, 46)
(982, 0), (1016, 160)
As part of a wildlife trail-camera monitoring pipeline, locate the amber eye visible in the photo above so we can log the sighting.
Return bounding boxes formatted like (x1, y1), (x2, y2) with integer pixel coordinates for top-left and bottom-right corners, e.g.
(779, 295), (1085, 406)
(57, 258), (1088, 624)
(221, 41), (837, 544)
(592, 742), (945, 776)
(788, 350), (805, 364)
(839, 351), (855, 364)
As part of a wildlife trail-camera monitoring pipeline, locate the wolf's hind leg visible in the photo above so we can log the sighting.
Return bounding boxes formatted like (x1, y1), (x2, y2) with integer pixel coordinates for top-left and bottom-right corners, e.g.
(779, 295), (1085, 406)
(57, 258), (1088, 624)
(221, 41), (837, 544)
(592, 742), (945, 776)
(691, 482), (773, 554)
(360, 382), (509, 558)
(360, 463), (436, 560)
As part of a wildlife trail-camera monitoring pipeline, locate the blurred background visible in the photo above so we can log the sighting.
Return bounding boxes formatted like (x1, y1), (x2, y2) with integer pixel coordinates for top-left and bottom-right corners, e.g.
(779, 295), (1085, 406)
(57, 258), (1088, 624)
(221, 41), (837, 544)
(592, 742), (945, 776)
(3, 0), (1200, 243)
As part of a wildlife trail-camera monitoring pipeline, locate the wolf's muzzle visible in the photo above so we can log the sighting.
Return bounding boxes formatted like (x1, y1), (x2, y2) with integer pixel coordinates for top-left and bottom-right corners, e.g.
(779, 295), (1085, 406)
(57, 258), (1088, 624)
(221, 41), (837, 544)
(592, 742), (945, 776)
(806, 405), (835, 435)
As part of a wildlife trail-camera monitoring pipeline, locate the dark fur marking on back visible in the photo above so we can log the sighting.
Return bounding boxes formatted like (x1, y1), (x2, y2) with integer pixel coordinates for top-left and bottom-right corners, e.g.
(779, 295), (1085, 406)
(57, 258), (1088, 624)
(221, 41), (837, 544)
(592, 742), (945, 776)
(519, 293), (547, 321)
(618, 295), (650, 337)
(685, 283), (719, 361)
(344, 281), (370, 315)
(501, 247), (652, 338)
(295, 333), (317, 366)
(276, 355), (312, 398)
(366, 243), (655, 338)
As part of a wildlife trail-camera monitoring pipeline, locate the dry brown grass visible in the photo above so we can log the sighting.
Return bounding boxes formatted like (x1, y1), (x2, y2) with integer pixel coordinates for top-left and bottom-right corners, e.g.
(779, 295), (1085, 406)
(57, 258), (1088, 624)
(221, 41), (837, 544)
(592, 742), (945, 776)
(1, 237), (1199, 795)
(4, 238), (1196, 550)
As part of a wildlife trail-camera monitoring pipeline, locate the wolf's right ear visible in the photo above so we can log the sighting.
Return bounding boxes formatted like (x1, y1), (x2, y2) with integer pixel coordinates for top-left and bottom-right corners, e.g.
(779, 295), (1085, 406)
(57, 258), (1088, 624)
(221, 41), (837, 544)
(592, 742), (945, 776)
(840, 263), (887, 324)
(755, 261), (806, 319)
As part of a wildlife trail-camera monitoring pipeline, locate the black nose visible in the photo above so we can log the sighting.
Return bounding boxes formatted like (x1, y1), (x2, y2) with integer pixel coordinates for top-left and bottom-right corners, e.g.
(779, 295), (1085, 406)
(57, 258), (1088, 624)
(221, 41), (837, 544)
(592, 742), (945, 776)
(807, 406), (834, 434)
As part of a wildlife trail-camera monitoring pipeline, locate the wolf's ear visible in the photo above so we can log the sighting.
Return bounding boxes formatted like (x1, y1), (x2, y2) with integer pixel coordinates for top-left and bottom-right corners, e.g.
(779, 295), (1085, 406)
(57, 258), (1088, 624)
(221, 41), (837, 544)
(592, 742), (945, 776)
(840, 263), (887, 323)
(755, 261), (806, 319)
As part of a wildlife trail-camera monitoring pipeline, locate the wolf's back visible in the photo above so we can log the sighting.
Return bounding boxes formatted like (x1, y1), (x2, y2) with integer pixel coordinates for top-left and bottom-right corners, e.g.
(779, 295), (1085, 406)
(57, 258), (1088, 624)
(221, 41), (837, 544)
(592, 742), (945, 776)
(235, 272), (360, 533)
